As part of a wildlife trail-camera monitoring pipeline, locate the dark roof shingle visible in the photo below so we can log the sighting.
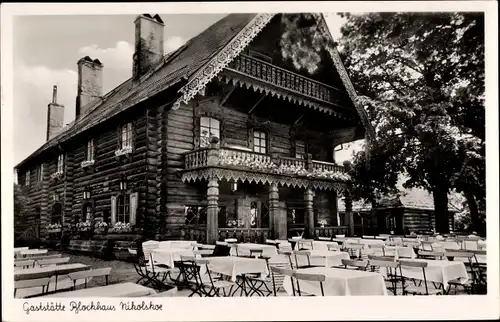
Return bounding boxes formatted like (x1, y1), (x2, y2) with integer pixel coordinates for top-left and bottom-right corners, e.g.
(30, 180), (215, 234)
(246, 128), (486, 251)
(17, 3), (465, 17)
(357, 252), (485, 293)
(16, 14), (256, 168)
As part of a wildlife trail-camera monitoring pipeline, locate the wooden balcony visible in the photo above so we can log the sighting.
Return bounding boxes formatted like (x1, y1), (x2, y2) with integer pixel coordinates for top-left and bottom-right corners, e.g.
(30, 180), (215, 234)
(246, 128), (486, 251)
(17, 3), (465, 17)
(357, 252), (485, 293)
(224, 54), (342, 106)
(183, 146), (350, 186)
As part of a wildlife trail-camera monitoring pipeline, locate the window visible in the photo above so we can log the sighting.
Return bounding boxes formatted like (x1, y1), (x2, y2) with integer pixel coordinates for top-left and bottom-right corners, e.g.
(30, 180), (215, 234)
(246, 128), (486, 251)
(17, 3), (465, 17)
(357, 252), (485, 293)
(295, 140), (306, 159)
(253, 131), (267, 154)
(200, 117), (220, 147)
(120, 123), (133, 149)
(37, 164), (43, 182)
(51, 203), (62, 224)
(57, 154), (64, 173)
(86, 139), (94, 161)
(25, 170), (30, 186)
(117, 194), (130, 223)
(184, 206), (207, 225)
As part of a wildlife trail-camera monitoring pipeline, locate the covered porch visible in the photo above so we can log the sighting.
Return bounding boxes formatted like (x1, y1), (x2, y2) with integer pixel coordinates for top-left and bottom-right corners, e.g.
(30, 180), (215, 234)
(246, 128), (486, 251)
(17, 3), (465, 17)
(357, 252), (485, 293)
(180, 142), (355, 244)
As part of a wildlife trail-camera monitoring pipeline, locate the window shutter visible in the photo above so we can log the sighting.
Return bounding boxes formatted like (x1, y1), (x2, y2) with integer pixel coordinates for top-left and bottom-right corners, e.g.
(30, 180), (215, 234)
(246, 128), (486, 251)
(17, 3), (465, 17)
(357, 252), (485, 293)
(129, 192), (138, 225)
(111, 196), (117, 225)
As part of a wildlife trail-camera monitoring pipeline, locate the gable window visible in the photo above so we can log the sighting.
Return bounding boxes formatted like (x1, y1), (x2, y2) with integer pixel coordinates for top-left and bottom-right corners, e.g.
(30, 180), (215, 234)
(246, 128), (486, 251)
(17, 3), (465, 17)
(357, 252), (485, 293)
(57, 154), (64, 173)
(253, 131), (267, 154)
(200, 117), (220, 147)
(37, 164), (43, 182)
(295, 140), (306, 159)
(25, 170), (30, 186)
(120, 123), (133, 149)
(86, 139), (94, 161)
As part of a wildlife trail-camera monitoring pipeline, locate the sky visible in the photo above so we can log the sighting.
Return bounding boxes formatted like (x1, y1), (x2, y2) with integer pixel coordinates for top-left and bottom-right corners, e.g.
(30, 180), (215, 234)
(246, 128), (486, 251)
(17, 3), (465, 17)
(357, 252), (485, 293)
(12, 13), (363, 165)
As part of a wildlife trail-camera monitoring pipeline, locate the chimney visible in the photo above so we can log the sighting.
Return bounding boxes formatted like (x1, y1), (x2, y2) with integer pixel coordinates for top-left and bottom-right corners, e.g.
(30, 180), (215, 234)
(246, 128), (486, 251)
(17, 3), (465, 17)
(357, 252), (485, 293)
(133, 14), (164, 79)
(46, 85), (65, 141)
(76, 56), (103, 118)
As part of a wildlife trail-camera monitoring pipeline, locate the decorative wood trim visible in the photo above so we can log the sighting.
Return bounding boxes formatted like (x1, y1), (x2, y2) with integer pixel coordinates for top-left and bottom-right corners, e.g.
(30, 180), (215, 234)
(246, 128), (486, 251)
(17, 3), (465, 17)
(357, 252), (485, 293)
(317, 15), (376, 142)
(218, 71), (348, 118)
(173, 14), (275, 110)
(181, 167), (349, 193)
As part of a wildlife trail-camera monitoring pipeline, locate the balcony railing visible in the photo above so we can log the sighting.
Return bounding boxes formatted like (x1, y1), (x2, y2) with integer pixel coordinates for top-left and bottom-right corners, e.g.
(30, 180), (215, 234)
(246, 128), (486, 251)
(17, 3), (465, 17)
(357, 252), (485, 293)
(218, 228), (270, 244)
(184, 146), (350, 182)
(225, 54), (341, 105)
(314, 226), (349, 238)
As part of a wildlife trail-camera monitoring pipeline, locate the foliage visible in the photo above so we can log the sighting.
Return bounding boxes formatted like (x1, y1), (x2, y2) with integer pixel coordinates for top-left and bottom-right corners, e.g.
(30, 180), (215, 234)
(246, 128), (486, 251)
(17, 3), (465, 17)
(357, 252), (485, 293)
(335, 12), (485, 233)
(14, 183), (31, 217)
(279, 13), (336, 75)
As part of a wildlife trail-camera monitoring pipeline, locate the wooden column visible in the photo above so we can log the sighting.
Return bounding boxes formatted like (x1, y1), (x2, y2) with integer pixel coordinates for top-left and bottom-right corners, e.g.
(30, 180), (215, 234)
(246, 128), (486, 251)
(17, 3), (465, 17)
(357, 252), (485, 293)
(344, 190), (354, 236)
(269, 183), (286, 239)
(206, 176), (219, 244)
(304, 188), (315, 238)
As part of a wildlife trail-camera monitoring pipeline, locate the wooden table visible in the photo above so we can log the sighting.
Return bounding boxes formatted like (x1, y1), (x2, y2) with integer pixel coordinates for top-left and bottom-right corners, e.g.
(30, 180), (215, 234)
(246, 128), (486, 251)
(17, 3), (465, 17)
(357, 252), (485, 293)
(41, 282), (156, 297)
(20, 249), (49, 257)
(283, 267), (388, 296)
(230, 243), (278, 258)
(14, 263), (90, 290)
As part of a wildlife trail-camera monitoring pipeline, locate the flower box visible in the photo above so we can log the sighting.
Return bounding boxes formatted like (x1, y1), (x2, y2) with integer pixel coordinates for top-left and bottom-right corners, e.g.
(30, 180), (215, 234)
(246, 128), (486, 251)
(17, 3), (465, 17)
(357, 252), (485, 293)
(76, 221), (92, 232)
(114, 146), (133, 158)
(94, 221), (109, 235)
(47, 223), (62, 233)
(108, 222), (134, 234)
(81, 160), (95, 168)
(50, 172), (64, 180)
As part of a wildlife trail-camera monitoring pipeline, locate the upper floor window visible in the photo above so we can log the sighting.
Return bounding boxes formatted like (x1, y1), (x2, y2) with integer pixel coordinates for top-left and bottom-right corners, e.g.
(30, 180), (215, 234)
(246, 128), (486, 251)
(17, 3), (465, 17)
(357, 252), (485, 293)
(120, 123), (133, 149)
(25, 170), (30, 186)
(200, 117), (220, 148)
(295, 140), (306, 159)
(86, 139), (94, 161)
(253, 131), (267, 154)
(57, 154), (64, 173)
(37, 164), (43, 182)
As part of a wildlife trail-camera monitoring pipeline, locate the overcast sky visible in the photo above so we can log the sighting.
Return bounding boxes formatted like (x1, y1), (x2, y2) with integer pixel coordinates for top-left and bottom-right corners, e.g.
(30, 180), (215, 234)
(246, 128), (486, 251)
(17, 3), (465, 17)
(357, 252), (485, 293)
(13, 13), (363, 165)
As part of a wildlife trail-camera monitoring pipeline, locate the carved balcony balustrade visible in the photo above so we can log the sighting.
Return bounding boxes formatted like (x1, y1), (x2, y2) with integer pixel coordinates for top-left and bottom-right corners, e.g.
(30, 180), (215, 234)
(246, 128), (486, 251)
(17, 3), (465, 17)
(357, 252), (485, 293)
(181, 145), (351, 192)
(219, 54), (349, 117)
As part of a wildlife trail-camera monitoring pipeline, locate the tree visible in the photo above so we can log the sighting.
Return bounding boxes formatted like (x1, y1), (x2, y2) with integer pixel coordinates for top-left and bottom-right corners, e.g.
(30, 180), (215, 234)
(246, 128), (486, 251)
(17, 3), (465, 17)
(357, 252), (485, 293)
(336, 13), (485, 234)
(14, 183), (31, 219)
(278, 13), (485, 234)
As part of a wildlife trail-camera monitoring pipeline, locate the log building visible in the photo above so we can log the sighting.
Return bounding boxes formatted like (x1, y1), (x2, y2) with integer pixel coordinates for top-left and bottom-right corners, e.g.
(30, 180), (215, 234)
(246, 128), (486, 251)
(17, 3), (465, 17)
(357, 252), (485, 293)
(338, 189), (459, 236)
(14, 13), (375, 257)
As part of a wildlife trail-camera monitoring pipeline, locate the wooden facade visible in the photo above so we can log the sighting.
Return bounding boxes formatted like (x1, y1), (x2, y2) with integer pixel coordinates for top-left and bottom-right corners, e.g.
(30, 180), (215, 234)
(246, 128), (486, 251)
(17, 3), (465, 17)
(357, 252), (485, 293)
(14, 13), (374, 255)
(338, 191), (458, 236)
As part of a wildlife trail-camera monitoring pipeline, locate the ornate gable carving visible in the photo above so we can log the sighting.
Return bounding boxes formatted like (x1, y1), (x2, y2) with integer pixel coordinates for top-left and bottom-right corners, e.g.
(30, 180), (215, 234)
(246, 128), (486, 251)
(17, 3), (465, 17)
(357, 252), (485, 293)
(173, 14), (275, 110)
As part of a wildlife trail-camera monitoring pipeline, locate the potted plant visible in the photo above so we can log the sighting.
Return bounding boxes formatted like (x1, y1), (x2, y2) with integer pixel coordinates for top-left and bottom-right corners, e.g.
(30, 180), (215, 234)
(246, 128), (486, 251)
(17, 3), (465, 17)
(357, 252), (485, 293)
(94, 221), (108, 235)
(76, 221), (92, 239)
(108, 222), (134, 234)
(47, 223), (62, 233)
(318, 219), (327, 228)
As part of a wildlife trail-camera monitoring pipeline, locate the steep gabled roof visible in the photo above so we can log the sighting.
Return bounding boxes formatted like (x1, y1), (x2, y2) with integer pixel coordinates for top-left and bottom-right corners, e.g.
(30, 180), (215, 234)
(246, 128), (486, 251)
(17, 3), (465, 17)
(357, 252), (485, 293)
(16, 14), (256, 168)
(16, 13), (374, 168)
